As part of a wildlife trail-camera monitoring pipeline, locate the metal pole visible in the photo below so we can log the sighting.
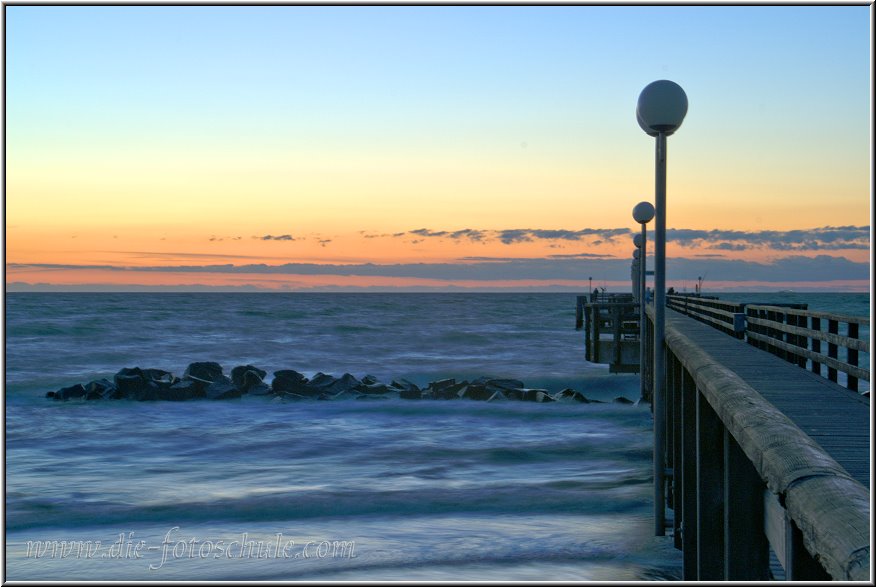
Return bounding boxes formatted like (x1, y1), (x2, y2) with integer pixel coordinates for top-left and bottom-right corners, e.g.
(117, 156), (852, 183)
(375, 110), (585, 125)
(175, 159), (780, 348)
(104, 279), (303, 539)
(654, 131), (667, 536)
(640, 223), (647, 403)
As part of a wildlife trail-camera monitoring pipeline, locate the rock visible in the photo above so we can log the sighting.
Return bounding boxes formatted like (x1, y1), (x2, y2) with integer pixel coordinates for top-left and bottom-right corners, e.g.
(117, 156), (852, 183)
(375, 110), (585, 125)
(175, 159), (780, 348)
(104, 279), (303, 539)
(361, 374), (379, 385)
(483, 378), (525, 393)
(183, 362), (224, 384)
(308, 372), (337, 389)
(500, 388), (525, 401)
(486, 390), (508, 402)
(45, 391), (56, 399)
(241, 370), (266, 391)
(613, 396), (634, 405)
(330, 373), (362, 394)
(358, 383), (391, 395)
(157, 380), (200, 401)
(231, 365), (267, 390)
(430, 378), (456, 392)
(271, 370), (310, 394)
(459, 384), (493, 401)
(555, 388), (591, 403)
(428, 379), (467, 400)
(521, 389), (555, 403)
(391, 379), (420, 393)
(54, 383), (86, 401)
(246, 382), (273, 396)
(141, 368), (174, 387)
(399, 387), (422, 400)
(205, 377), (242, 400)
(84, 378), (117, 400)
(114, 367), (145, 397)
(113, 367), (165, 400)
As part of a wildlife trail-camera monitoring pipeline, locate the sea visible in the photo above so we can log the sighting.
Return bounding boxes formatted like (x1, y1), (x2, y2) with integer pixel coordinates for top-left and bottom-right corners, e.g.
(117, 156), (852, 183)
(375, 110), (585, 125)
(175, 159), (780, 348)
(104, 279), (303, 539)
(3, 292), (869, 581)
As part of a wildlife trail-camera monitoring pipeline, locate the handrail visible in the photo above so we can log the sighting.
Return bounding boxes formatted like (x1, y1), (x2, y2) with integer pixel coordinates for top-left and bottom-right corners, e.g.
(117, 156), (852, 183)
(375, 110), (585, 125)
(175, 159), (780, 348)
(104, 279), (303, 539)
(667, 295), (746, 337)
(748, 304), (870, 327)
(745, 304), (868, 391)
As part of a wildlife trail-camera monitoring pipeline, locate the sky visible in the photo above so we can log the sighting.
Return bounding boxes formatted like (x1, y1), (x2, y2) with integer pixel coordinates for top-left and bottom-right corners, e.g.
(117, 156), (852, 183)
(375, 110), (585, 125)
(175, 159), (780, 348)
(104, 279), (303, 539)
(4, 5), (872, 292)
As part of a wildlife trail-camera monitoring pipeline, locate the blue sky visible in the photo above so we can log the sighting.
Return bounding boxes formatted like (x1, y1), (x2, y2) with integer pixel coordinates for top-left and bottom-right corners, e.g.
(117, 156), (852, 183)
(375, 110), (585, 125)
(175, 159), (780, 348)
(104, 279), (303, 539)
(5, 5), (871, 291)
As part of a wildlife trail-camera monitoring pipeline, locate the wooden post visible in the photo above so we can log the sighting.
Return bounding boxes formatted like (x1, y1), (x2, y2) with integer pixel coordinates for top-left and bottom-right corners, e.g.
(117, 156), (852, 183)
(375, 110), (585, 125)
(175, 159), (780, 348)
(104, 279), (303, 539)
(847, 321), (859, 392)
(681, 369), (698, 579)
(827, 319), (838, 383)
(723, 429), (769, 579)
(785, 514), (832, 580)
(696, 390), (725, 579)
(575, 296), (584, 330)
(593, 304), (601, 363)
(672, 354), (683, 550)
(584, 304), (592, 361)
(613, 305), (622, 369)
(810, 316), (821, 376)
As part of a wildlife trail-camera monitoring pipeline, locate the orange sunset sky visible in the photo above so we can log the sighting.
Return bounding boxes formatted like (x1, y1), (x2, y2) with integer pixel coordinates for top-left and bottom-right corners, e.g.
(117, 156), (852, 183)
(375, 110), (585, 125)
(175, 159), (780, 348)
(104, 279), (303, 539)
(5, 6), (871, 292)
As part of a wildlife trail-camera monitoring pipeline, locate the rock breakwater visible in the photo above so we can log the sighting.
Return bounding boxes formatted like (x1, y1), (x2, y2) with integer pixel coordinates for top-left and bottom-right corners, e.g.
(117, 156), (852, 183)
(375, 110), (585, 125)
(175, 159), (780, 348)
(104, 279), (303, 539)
(46, 363), (637, 405)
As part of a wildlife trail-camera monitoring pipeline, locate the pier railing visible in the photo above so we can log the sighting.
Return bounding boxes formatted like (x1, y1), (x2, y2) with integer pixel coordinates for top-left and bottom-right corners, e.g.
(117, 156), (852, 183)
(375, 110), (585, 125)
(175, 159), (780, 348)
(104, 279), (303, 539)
(665, 295), (869, 392)
(666, 295), (744, 338)
(745, 305), (870, 392)
(649, 306), (870, 580)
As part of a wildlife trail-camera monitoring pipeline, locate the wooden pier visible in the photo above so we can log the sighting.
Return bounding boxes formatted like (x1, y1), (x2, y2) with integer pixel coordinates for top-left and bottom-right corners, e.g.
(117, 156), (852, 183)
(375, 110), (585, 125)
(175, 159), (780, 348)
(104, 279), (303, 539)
(578, 293), (870, 580)
(576, 293), (640, 373)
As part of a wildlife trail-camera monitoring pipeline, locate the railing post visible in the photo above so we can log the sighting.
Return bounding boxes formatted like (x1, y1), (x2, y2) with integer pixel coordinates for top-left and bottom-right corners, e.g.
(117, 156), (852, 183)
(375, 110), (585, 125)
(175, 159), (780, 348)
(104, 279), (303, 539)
(827, 319), (838, 383)
(723, 429), (769, 579)
(681, 369), (698, 579)
(671, 354), (683, 549)
(785, 514), (832, 580)
(696, 390), (725, 579)
(847, 321), (859, 391)
(810, 316), (821, 376)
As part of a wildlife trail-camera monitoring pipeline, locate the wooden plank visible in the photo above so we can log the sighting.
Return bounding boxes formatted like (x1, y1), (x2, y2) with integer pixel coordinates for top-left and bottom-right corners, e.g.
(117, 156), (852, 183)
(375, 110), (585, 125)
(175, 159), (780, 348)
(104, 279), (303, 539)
(745, 331), (870, 381)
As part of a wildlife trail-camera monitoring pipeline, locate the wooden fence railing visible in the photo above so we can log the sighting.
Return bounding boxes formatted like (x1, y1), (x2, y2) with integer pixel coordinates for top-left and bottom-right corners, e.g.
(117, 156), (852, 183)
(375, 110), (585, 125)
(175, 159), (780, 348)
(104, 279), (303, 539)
(666, 295), (745, 338)
(745, 305), (870, 392)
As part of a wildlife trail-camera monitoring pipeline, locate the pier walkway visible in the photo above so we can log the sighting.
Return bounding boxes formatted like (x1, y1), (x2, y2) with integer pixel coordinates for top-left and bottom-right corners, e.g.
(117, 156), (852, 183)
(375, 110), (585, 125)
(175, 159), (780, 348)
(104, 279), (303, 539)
(653, 307), (869, 581)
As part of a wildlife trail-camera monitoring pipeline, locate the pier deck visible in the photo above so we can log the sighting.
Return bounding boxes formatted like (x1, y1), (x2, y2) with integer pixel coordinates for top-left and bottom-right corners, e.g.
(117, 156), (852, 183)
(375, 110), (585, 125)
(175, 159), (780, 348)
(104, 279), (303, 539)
(657, 307), (869, 580)
(665, 308), (869, 488)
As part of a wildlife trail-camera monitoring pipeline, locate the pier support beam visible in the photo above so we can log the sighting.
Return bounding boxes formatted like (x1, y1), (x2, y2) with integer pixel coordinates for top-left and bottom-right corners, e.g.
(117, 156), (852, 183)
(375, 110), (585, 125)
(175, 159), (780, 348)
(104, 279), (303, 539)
(680, 370), (698, 579)
(723, 429), (769, 579)
(696, 390), (724, 579)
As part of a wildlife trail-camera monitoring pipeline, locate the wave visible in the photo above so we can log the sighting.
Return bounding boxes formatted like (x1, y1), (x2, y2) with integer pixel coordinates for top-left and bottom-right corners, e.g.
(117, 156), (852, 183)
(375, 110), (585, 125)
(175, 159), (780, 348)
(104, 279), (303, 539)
(6, 479), (651, 532)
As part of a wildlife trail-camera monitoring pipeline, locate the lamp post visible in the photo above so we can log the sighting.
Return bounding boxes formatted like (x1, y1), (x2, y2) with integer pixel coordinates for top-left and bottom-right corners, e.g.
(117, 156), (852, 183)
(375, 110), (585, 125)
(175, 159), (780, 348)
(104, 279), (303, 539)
(637, 80), (687, 537)
(633, 201), (655, 406)
(631, 247), (641, 299)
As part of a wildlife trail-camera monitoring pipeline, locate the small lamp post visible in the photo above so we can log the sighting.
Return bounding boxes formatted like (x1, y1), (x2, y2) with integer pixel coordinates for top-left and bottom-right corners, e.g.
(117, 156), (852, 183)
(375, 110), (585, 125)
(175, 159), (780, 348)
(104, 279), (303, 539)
(631, 247), (641, 299)
(637, 79), (687, 537)
(632, 201), (655, 406)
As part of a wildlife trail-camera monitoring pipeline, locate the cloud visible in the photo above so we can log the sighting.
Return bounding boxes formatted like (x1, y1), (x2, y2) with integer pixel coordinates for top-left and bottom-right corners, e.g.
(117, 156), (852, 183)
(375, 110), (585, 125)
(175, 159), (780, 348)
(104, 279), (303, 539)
(667, 225), (868, 252)
(374, 225), (869, 252)
(255, 234), (295, 241)
(398, 227), (633, 245)
(8, 254), (868, 283)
